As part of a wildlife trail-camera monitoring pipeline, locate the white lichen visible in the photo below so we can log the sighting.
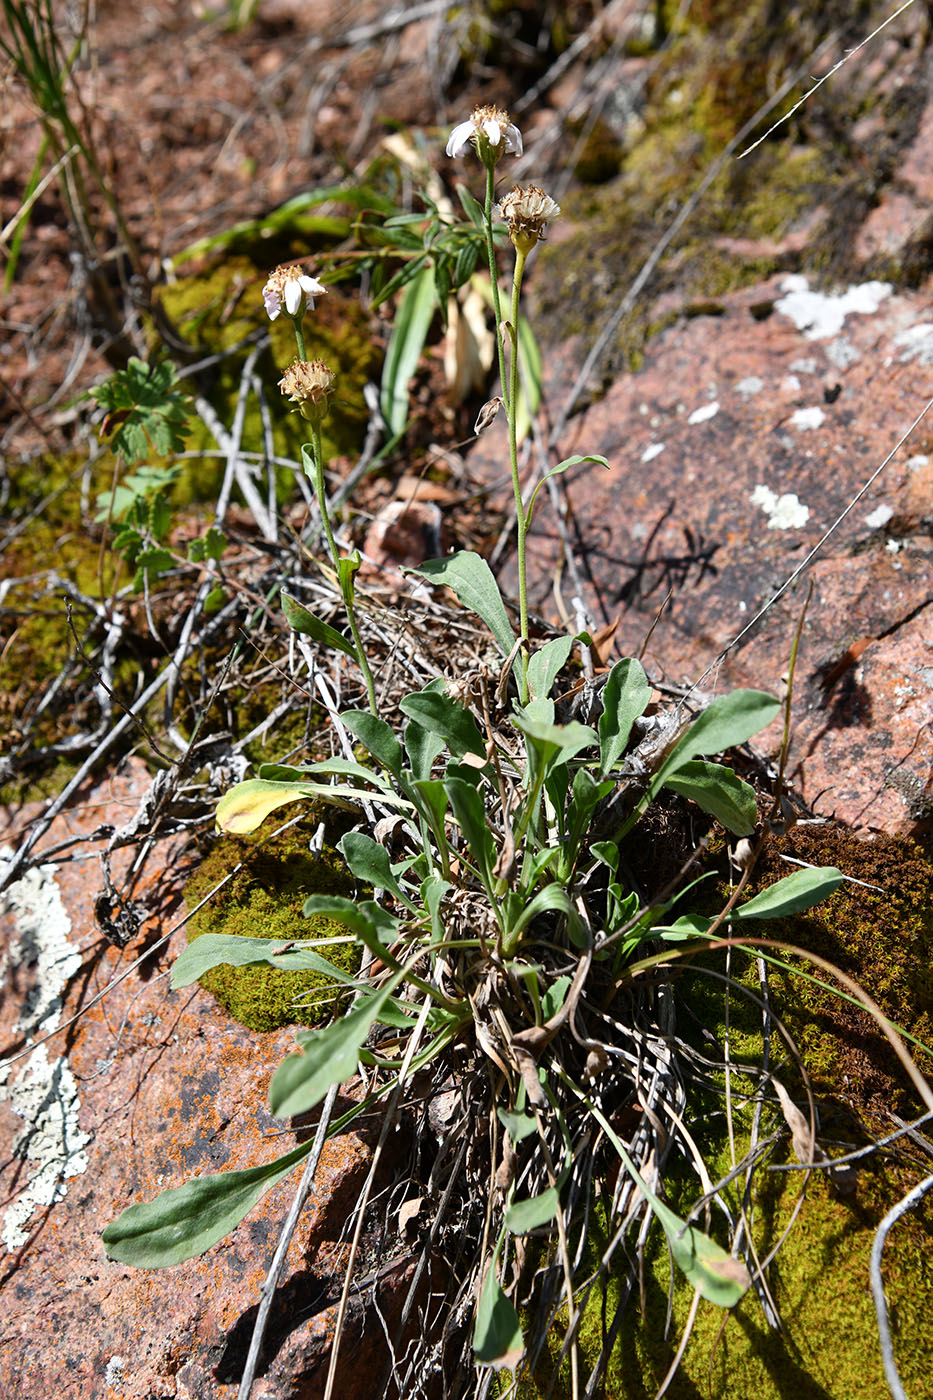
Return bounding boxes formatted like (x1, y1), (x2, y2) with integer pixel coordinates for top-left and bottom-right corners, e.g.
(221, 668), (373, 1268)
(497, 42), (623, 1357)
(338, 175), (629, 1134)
(0, 853), (90, 1252)
(687, 401), (719, 425)
(775, 275), (892, 340)
(750, 484), (810, 530)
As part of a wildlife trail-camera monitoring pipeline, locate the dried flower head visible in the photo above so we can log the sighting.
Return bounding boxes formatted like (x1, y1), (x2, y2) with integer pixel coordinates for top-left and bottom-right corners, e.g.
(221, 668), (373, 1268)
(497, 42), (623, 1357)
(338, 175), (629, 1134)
(446, 105), (523, 165)
(494, 185), (560, 252)
(262, 265), (326, 321)
(278, 359), (335, 422)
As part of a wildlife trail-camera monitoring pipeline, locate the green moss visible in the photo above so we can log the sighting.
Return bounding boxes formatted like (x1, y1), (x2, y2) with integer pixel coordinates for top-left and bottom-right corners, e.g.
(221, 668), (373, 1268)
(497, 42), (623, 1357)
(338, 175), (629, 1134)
(531, 0), (895, 372)
(183, 818), (362, 1031)
(519, 830), (933, 1397)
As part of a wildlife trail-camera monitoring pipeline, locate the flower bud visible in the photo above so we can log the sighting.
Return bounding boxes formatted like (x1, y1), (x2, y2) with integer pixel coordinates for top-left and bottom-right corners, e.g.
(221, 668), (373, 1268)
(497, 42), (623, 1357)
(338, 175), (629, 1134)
(278, 359), (335, 424)
(494, 185), (561, 254)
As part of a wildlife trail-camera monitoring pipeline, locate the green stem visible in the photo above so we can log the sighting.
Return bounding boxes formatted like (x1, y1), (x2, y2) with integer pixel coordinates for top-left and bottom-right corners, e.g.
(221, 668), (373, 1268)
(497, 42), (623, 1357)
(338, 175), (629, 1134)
(483, 165), (510, 415)
(291, 314), (307, 361)
(509, 245), (529, 700)
(483, 162), (529, 701)
(308, 421), (340, 569)
(308, 422), (378, 715)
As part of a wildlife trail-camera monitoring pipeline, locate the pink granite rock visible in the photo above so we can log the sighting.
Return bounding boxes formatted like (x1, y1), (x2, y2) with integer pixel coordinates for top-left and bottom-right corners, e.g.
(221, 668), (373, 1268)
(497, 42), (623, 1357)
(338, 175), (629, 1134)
(466, 272), (933, 836)
(0, 761), (401, 1399)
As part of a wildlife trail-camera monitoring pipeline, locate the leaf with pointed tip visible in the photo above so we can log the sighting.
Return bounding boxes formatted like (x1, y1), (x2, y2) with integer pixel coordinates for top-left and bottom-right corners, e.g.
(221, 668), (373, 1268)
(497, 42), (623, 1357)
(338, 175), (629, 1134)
(408, 551), (514, 657)
(663, 759), (758, 836)
(653, 690), (780, 790)
(102, 1137), (315, 1267)
(342, 710), (403, 780)
(734, 865), (844, 919)
(269, 976), (404, 1118)
(400, 687), (486, 759)
(171, 934), (356, 989)
(338, 831), (408, 903)
(505, 1186), (560, 1233)
(598, 657), (652, 775)
(474, 1249), (524, 1368)
(281, 591), (356, 656)
(526, 635), (574, 700)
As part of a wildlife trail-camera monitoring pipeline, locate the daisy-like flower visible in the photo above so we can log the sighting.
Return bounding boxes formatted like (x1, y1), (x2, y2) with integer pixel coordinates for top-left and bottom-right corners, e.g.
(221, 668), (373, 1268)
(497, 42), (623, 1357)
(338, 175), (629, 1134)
(262, 264), (326, 321)
(278, 359), (335, 423)
(494, 185), (560, 253)
(446, 105), (523, 165)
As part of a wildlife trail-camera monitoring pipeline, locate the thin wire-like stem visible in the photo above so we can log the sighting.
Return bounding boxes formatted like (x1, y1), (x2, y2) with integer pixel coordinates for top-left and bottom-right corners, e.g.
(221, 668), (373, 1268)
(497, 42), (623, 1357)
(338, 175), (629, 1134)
(508, 244), (530, 698)
(481, 161), (529, 697)
(237, 1082), (340, 1400)
(306, 421), (378, 714)
(483, 164), (510, 413)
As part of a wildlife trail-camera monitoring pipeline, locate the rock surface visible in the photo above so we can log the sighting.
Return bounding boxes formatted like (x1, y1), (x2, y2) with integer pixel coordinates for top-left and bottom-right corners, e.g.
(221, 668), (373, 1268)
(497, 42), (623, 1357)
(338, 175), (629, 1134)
(469, 275), (933, 838)
(0, 762), (400, 1400)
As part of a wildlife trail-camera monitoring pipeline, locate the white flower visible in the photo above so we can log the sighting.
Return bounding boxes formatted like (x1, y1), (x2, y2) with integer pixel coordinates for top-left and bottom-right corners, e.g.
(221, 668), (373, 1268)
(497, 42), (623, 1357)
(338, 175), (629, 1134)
(262, 265), (326, 320)
(446, 105), (523, 162)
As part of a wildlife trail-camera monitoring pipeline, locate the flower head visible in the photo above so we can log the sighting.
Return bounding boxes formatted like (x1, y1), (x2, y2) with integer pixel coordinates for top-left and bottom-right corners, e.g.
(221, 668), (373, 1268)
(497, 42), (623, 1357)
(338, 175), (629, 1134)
(262, 264), (326, 321)
(278, 359), (335, 423)
(446, 105), (523, 165)
(494, 185), (560, 253)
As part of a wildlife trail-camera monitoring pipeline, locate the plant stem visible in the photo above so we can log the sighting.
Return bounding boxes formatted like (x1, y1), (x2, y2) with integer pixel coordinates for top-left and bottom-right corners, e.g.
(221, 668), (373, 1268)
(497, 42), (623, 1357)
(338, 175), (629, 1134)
(509, 245), (529, 700)
(483, 163), (529, 701)
(291, 314), (307, 361)
(308, 422), (378, 715)
(483, 165), (510, 415)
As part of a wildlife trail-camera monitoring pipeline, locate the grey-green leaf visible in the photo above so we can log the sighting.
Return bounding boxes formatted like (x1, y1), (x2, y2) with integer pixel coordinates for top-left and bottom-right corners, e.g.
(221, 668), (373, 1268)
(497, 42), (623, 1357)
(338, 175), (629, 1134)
(400, 687), (486, 759)
(342, 710), (403, 779)
(663, 759), (758, 836)
(474, 1255), (524, 1368)
(102, 1137), (314, 1267)
(338, 831), (406, 901)
(281, 591), (356, 657)
(654, 689), (780, 789)
(735, 866), (844, 920)
(171, 933), (356, 989)
(505, 1186), (560, 1233)
(269, 980), (402, 1118)
(598, 658), (652, 775)
(408, 550), (514, 656)
(527, 635), (574, 700)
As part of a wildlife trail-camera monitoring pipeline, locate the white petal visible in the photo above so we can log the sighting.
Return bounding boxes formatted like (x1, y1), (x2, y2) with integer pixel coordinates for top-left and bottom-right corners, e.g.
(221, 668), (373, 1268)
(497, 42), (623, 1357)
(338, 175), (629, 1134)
(503, 123), (523, 155)
(446, 120), (476, 157)
(284, 280), (302, 315)
(482, 118), (503, 146)
(299, 275), (325, 296)
(263, 288), (281, 320)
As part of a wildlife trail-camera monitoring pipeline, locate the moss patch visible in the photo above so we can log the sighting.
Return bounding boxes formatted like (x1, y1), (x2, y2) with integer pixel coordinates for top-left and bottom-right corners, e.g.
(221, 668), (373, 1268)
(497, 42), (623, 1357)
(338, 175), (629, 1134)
(522, 828), (933, 1397)
(183, 817), (362, 1031)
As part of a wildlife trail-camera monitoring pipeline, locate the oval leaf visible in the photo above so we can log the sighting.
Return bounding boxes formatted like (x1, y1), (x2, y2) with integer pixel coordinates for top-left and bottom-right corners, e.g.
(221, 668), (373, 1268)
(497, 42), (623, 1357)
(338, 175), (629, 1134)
(654, 689), (780, 789)
(598, 657), (652, 776)
(735, 865), (844, 920)
(663, 759), (758, 836)
(171, 933), (356, 989)
(407, 551), (514, 657)
(505, 1186), (560, 1234)
(474, 1256), (524, 1369)
(527, 634), (574, 701)
(102, 1137), (314, 1268)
